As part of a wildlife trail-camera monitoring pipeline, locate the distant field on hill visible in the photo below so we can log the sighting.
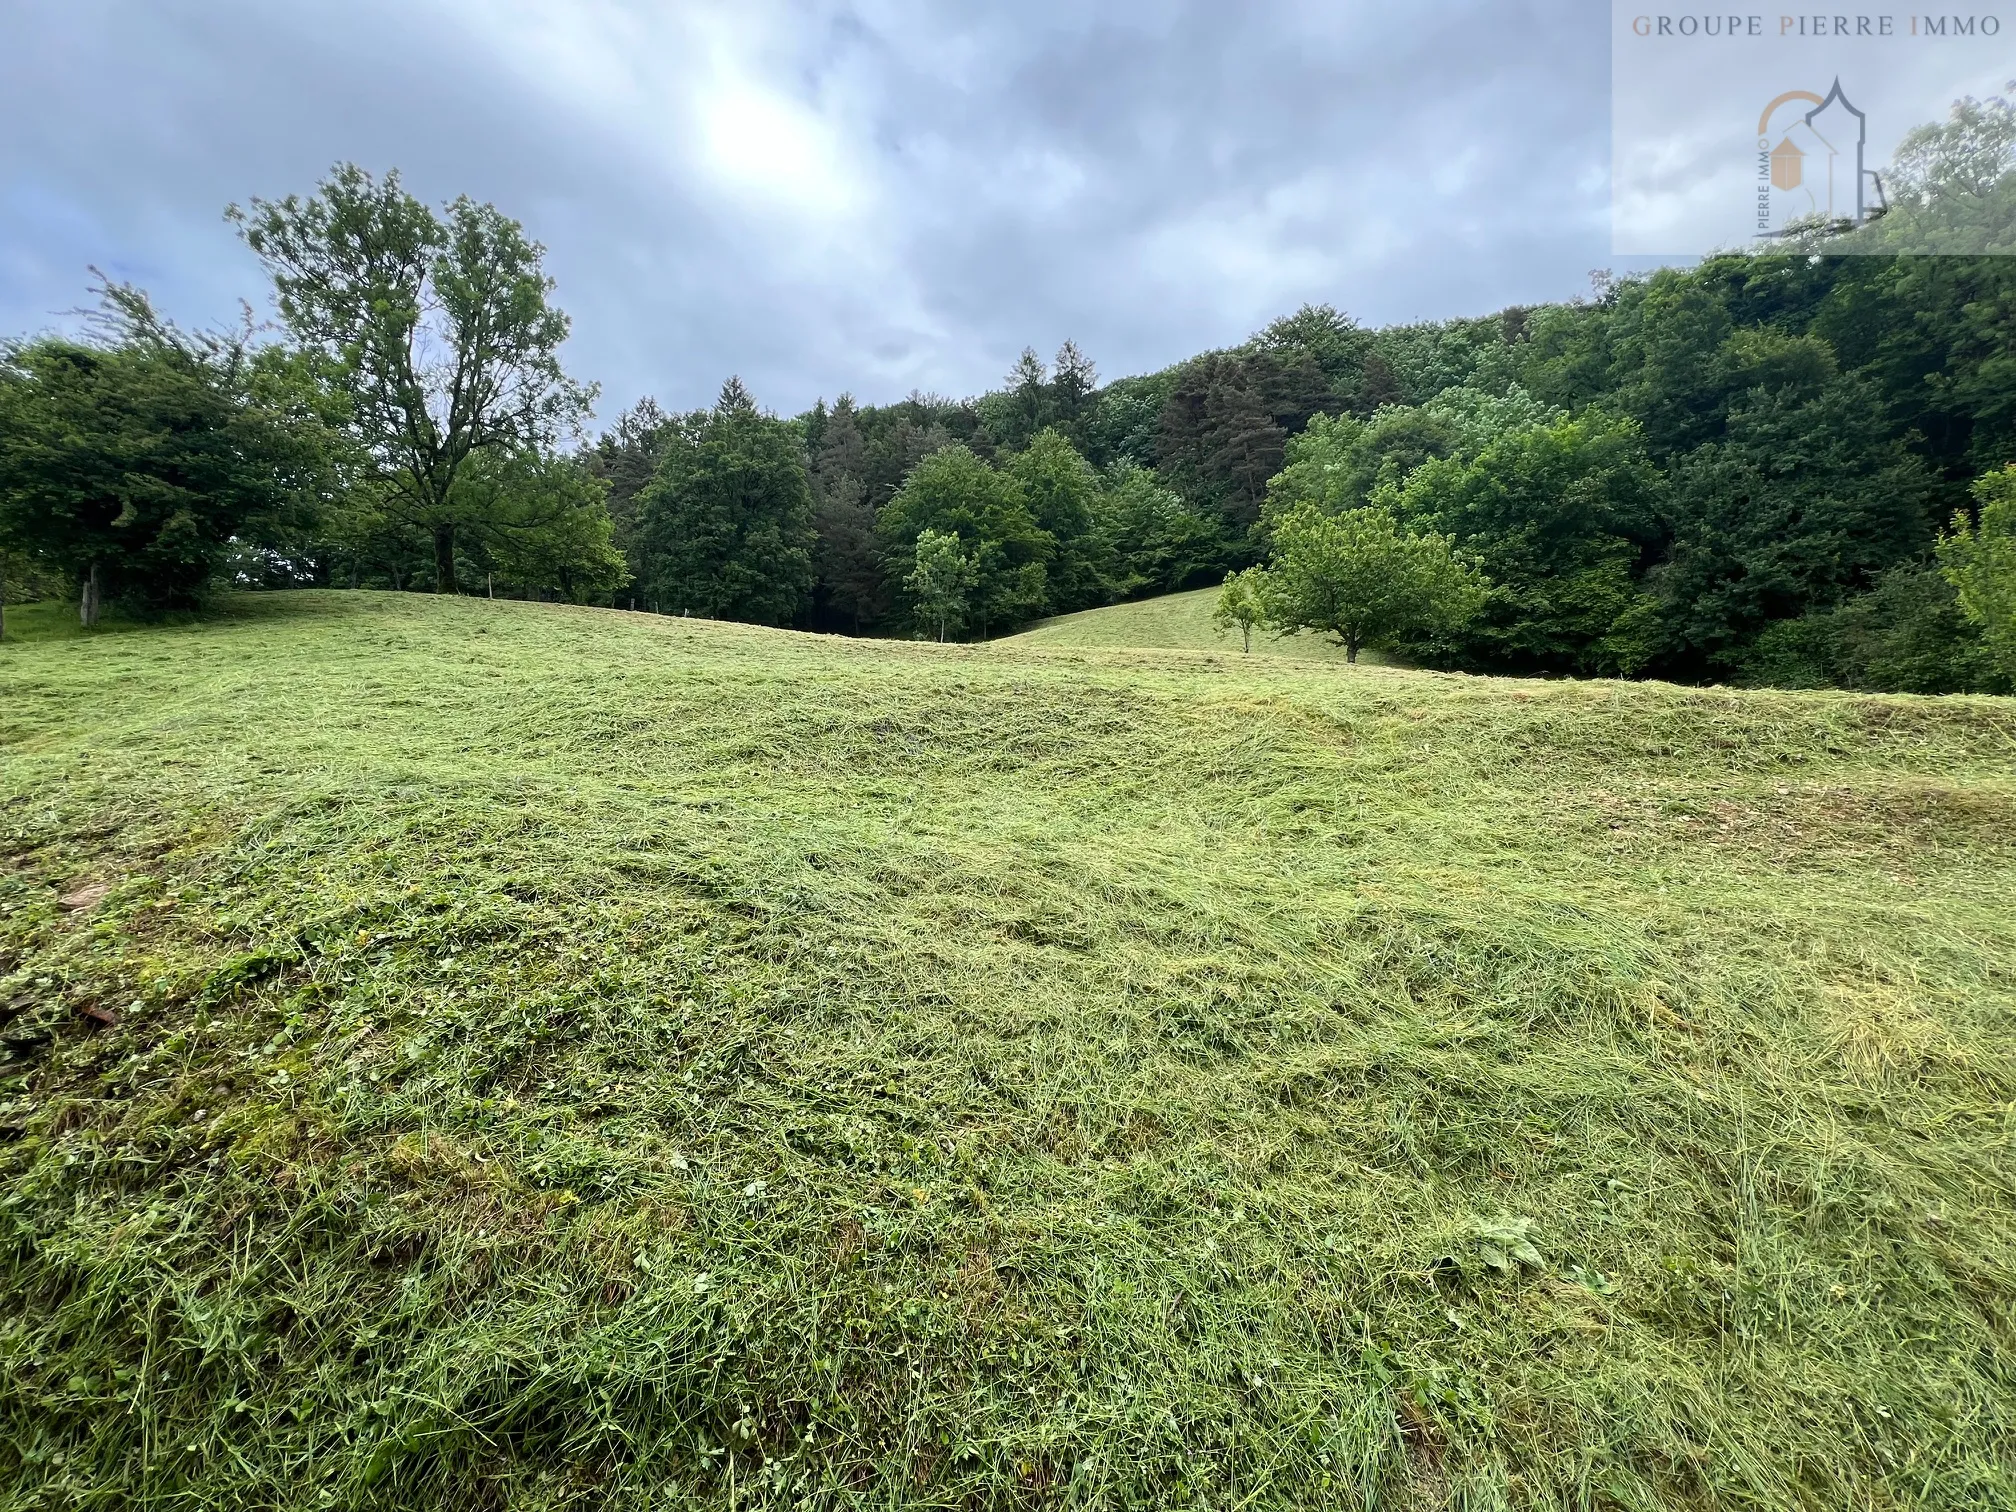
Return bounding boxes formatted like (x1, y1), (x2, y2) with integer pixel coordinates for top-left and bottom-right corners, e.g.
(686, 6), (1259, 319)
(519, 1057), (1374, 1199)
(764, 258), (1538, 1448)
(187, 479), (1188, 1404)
(3, 591), (2014, 1510)
(1007, 585), (1387, 663)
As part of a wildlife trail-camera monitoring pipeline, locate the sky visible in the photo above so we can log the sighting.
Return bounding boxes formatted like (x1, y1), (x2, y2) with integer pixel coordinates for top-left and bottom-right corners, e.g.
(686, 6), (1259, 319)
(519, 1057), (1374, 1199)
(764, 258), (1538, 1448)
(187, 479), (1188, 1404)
(1, 0), (1627, 423)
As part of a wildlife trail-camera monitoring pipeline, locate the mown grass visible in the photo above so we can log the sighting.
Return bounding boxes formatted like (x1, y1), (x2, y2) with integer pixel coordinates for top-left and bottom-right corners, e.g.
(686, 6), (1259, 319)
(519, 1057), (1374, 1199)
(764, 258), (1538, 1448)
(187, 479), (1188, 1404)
(1006, 585), (1386, 663)
(2, 589), (2014, 1510)
(0, 599), (155, 645)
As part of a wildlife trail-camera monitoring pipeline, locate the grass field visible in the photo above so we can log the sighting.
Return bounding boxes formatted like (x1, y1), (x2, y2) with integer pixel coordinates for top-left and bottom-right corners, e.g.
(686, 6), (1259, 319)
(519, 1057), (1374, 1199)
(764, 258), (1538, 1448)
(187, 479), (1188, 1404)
(3, 590), (2015, 1510)
(0, 598), (154, 645)
(1006, 586), (1385, 664)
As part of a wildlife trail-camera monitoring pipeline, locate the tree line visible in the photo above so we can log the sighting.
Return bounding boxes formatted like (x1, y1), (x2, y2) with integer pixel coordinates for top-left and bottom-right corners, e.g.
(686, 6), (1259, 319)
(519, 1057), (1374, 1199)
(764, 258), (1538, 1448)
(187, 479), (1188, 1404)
(3, 96), (2014, 690)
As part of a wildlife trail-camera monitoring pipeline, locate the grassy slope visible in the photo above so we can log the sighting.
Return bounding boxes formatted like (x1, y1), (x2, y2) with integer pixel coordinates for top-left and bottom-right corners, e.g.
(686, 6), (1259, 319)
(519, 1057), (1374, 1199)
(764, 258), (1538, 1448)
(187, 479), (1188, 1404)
(3, 591), (2014, 1511)
(1006, 586), (1384, 664)
(0, 598), (154, 644)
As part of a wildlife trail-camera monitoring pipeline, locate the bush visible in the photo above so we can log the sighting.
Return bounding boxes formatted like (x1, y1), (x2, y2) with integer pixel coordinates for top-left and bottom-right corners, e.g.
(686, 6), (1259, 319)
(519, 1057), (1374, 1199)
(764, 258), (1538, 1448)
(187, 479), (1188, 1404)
(1738, 565), (2010, 693)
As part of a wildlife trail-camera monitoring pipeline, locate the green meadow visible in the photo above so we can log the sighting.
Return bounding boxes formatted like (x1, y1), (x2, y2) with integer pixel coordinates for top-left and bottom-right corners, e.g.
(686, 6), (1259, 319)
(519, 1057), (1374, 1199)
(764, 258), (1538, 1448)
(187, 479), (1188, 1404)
(3, 590), (2014, 1509)
(1008, 586), (1376, 663)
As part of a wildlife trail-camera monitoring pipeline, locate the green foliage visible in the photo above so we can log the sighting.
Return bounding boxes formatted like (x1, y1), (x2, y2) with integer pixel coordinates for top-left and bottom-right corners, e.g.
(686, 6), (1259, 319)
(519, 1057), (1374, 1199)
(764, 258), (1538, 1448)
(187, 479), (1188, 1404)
(1265, 408), (1455, 522)
(232, 163), (594, 593)
(1209, 567), (1267, 653)
(1250, 303), (1374, 392)
(5, 592), (2015, 1508)
(973, 342), (1102, 459)
(1654, 370), (1935, 673)
(1829, 92), (2016, 254)
(1048, 339), (1098, 443)
(1003, 428), (1105, 613)
(1366, 314), (1505, 406)
(0, 284), (341, 621)
(1940, 464), (2016, 679)
(1093, 462), (1228, 599)
(14, 135), (2016, 678)
(1392, 410), (1661, 674)
(1074, 372), (1172, 471)
(1257, 502), (1487, 662)
(904, 527), (977, 642)
(1740, 565), (2008, 693)
(0, 548), (69, 649)
(586, 397), (676, 579)
(1155, 354), (1298, 527)
(992, 346), (1055, 453)
(765, 110), (2014, 669)
(462, 452), (628, 603)
(879, 444), (1050, 635)
(635, 380), (816, 625)
(1009, 584), (1380, 664)
(807, 395), (886, 630)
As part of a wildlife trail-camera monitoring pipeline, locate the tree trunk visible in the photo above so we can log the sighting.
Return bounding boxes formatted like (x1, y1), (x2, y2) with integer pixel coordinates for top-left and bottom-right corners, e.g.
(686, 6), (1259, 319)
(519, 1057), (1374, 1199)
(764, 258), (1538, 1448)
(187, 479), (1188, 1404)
(1241, 624), (1252, 654)
(1346, 638), (1360, 664)
(80, 563), (101, 627)
(433, 523), (458, 594)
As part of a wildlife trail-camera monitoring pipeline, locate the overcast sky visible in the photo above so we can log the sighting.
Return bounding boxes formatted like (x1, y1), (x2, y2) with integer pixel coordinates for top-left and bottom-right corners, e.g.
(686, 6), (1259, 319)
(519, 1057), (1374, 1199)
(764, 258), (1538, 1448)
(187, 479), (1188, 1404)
(1, 0), (1626, 422)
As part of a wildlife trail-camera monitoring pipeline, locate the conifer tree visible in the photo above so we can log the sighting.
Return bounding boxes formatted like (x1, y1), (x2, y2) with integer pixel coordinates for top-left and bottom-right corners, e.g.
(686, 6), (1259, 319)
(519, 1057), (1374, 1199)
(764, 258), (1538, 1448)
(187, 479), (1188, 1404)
(1051, 340), (1098, 437)
(635, 378), (815, 624)
(808, 395), (885, 630)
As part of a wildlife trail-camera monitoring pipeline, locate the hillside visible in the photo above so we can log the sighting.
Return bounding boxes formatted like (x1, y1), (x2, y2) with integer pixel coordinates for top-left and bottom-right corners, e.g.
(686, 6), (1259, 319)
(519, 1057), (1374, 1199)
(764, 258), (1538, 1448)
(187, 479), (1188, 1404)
(3, 591), (2014, 1510)
(1007, 586), (1382, 663)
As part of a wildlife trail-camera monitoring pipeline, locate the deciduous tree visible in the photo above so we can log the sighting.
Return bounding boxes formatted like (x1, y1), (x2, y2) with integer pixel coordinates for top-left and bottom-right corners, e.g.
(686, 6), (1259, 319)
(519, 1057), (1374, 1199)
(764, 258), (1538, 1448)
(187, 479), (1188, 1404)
(879, 445), (1050, 636)
(1258, 503), (1485, 663)
(457, 451), (627, 602)
(1095, 461), (1227, 598)
(1940, 464), (2016, 678)
(906, 527), (977, 642)
(232, 164), (594, 594)
(1211, 567), (1268, 653)
(1005, 428), (1106, 612)
(1392, 410), (1661, 674)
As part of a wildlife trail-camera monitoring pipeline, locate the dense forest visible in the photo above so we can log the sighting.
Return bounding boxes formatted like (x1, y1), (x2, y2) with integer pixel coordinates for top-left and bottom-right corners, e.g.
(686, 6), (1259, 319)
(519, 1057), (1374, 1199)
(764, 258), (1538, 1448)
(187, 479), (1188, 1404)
(4, 100), (2015, 691)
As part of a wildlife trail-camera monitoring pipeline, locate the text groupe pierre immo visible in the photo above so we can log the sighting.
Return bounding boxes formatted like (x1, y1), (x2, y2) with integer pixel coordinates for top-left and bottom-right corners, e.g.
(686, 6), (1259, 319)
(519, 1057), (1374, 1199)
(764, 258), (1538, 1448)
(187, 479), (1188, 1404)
(1629, 13), (2002, 35)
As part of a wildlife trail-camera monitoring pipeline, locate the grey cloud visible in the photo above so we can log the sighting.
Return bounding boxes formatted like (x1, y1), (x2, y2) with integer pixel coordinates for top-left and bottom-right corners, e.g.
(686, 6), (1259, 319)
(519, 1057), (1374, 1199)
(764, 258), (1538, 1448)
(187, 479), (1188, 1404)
(1, 0), (1626, 423)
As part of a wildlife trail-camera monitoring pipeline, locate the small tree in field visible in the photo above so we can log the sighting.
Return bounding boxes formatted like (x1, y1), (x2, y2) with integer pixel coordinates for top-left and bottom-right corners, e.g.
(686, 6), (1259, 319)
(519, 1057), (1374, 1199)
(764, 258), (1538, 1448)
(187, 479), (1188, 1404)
(1940, 465), (2016, 679)
(907, 528), (977, 642)
(1258, 502), (1486, 662)
(1211, 567), (1267, 653)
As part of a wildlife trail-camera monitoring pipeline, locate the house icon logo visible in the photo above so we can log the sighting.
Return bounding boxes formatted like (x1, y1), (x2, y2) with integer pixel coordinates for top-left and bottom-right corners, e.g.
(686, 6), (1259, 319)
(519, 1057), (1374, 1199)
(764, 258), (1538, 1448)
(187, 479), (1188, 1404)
(1769, 135), (1805, 191)
(1755, 79), (1884, 237)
